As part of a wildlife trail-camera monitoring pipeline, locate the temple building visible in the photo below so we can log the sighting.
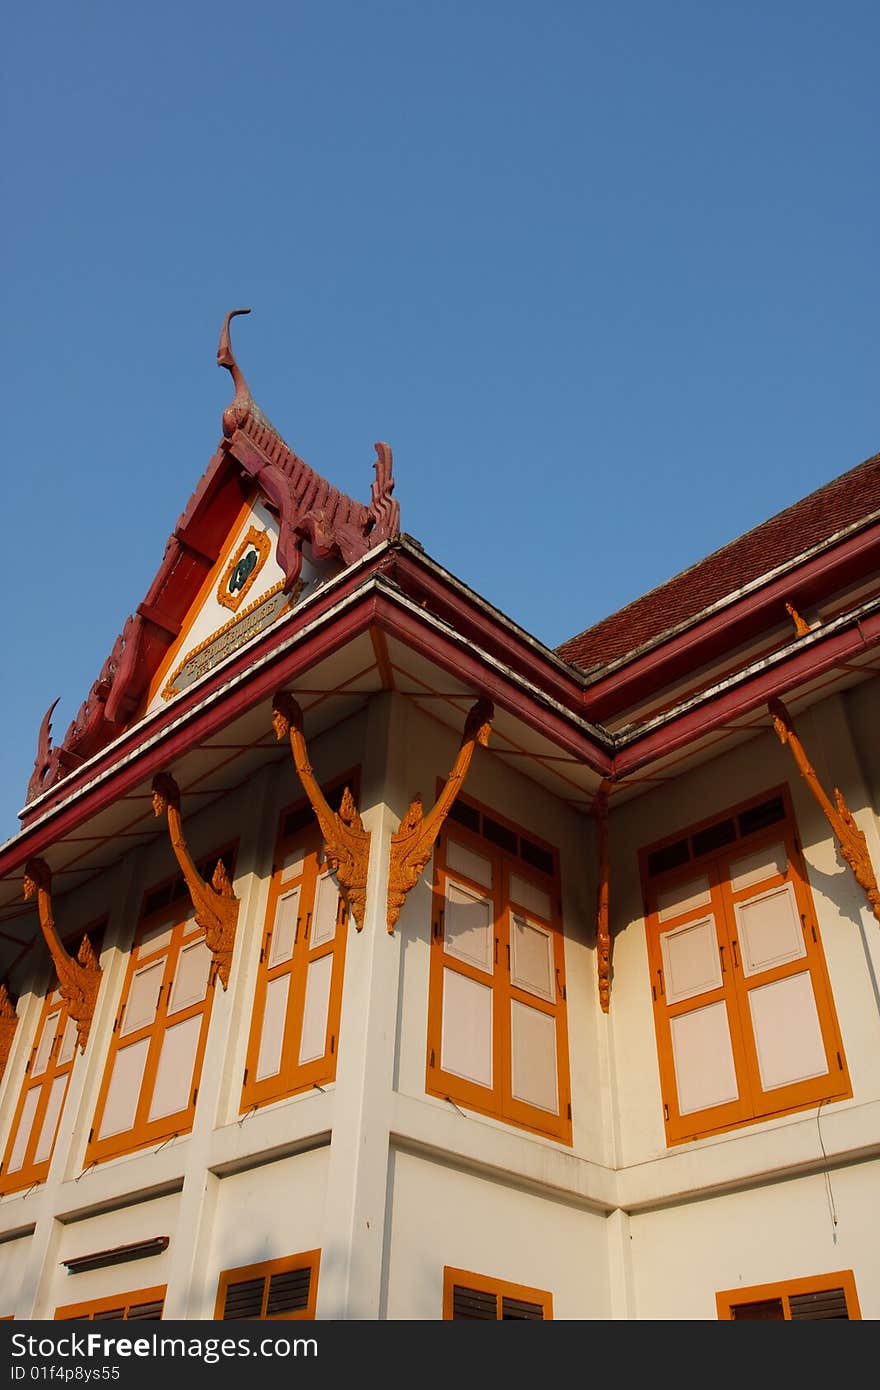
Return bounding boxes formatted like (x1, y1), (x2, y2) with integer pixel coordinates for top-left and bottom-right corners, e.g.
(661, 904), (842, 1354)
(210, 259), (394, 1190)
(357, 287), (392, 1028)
(0, 310), (878, 1320)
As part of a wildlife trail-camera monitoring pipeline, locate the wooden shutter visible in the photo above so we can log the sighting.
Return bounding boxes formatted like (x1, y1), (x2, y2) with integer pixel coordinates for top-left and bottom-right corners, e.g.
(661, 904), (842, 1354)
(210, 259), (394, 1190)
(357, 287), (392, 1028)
(451, 1285), (497, 1319)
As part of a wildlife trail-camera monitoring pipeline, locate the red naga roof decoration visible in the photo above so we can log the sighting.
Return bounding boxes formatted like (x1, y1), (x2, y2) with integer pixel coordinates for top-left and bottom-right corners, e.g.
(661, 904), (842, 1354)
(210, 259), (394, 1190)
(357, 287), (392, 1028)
(24, 310), (400, 817)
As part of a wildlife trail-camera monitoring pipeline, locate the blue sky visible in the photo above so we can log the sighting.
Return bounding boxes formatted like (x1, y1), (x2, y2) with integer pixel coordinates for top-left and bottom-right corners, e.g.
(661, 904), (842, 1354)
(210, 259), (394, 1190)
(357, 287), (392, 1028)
(2, 0), (878, 841)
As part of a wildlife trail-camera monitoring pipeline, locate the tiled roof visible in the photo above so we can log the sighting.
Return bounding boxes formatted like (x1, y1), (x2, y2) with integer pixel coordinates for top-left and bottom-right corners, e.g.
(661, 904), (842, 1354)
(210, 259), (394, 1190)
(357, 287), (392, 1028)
(555, 449), (880, 672)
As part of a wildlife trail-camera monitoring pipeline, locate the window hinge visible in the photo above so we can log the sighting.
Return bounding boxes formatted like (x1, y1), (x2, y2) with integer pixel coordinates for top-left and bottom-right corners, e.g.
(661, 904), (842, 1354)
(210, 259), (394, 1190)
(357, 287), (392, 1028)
(242, 1068), (248, 1087)
(112, 1015), (120, 1034)
(429, 1048), (435, 1068)
(837, 1051), (843, 1070)
(192, 1088), (199, 1106)
(567, 1102), (572, 1120)
(433, 919), (439, 939)
(663, 1102), (669, 1121)
(88, 1127), (94, 1144)
(330, 1034), (335, 1054)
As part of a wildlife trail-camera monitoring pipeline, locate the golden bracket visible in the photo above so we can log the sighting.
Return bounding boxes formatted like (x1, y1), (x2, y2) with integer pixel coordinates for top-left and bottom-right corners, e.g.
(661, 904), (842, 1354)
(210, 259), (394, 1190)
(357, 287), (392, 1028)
(151, 772), (240, 988)
(272, 692), (371, 931)
(387, 697), (494, 934)
(22, 858), (103, 1053)
(593, 779), (613, 1013)
(0, 983), (19, 1084)
(768, 697), (880, 926)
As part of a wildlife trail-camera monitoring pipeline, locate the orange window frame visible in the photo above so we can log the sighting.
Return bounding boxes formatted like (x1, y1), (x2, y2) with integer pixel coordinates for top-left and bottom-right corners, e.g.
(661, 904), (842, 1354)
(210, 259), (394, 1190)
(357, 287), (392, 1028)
(642, 787), (851, 1145)
(55, 1285), (166, 1320)
(214, 1250), (321, 1320)
(242, 794), (352, 1113)
(716, 1269), (861, 1319)
(0, 989), (79, 1197)
(443, 1266), (553, 1320)
(85, 865), (228, 1165)
(426, 798), (572, 1144)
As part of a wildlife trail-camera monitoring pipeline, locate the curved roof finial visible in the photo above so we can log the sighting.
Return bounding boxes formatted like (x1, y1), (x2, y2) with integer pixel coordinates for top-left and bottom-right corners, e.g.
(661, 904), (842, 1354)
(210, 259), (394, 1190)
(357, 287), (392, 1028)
(217, 308), (254, 437)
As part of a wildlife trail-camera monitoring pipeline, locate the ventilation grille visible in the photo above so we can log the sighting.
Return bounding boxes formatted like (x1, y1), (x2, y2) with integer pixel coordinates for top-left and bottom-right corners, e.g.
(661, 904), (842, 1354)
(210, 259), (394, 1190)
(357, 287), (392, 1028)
(451, 1285), (497, 1320)
(789, 1287), (849, 1320)
(731, 1297), (784, 1320)
(647, 794), (786, 879)
(222, 1266), (312, 1320)
(501, 1296), (544, 1320)
(447, 800), (555, 877)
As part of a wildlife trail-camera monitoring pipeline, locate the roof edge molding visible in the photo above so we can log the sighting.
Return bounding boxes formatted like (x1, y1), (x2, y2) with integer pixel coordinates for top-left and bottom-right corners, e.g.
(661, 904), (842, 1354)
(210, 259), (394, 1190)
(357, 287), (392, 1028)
(23, 311), (400, 818)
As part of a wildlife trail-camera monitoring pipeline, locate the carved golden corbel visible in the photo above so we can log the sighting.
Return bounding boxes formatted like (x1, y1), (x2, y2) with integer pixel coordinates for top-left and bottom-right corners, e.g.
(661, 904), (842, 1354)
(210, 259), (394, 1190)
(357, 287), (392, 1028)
(768, 697), (880, 926)
(22, 858), (103, 1053)
(0, 983), (19, 1083)
(593, 779), (613, 1013)
(272, 691), (371, 931)
(151, 772), (240, 987)
(387, 697), (494, 933)
(785, 602), (811, 638)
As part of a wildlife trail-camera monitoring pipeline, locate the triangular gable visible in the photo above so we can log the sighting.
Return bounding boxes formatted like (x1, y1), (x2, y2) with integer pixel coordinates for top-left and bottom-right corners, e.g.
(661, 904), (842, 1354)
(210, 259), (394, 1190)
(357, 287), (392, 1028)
(23, 310), (399, 820)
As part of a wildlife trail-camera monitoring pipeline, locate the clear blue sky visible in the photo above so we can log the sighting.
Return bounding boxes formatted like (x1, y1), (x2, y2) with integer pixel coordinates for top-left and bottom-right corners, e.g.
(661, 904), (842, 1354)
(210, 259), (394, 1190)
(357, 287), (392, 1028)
(2, 1), (877, 842)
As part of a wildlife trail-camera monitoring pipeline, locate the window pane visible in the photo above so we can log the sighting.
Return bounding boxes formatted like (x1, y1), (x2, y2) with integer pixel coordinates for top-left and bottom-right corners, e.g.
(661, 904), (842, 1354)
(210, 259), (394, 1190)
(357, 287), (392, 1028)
(310, 874), (339, 949)
(670, 1001), (739, 1114)
(508, 875), (552, 921)
(6, 1087), (41, 1173)
(298, 955), (333, 1065)
(729, 841), (787, 892)
(32, 1011), (61, 1077)
(510, 915), (554, 1001)
(168, 939), (213, 1015)
(256, 975), (290, 1081)
(444, 882), (493, 973)
(735, 883), (805, 977)
(99, 1038), (150, 1139)
(269, 888), (300, 968)
(748, 972), (828, 1091)
(32, 1072), (68, 1164)
(657, 874), (711, 922)
(446, 841), (493, 890)
(57, 1016), (78, 1066)
(121, 960), (164, 1037)
(661, 916), (722, 1004)
(441, 968), (493, 1088)
(510, 1000), (558, 1113)
(148, 1015), (201, 1121)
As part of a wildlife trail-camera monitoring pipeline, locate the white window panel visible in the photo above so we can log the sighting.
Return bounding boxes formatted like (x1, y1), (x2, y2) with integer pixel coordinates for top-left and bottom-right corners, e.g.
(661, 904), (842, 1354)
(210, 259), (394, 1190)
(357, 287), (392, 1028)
(748, 972), (829, 1091)
(33, 1073), (68, 1165)
(168, 939), (213, 1015)
(510, 914), (555, 1002)
(735, 883), (806, 977)
(310, 874), (339, 949)
(280, 844), (306, 880)
(99, 1038), (150, 1139)
(510, 1000), (558, 1113)
(148, 1015), (202, 1122)
(138, 920), (175, 956)
(6, 1087), (41, 1173)
(269, 887), (300, 968)
(730, 841), (787, 893)
(660, 916), (722, 1004)
(31, 1011), (61, 1077)
(256, 975), (291, 1081)
(121, 960), (165, 1037)
(508, 874), (552, 922)
(57, 1016), (78, 1066)
(298, 955), (333, 1065)
(440, 968), (493, 1089)
(657, 873), (712, 923)
(444, 881), (494, 973)
(670, 1001), (739, 1115)
(446, 840), (493, 890)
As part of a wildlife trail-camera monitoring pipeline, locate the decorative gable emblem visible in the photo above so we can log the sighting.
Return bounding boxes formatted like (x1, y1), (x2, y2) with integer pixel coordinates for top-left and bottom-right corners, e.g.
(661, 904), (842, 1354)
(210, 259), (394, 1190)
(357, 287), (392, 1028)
(217, 526), (271, 613)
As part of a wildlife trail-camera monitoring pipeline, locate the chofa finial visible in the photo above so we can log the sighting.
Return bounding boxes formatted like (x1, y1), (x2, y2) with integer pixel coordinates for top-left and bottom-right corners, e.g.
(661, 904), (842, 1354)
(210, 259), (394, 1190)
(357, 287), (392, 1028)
(217, 308), (254, 438)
